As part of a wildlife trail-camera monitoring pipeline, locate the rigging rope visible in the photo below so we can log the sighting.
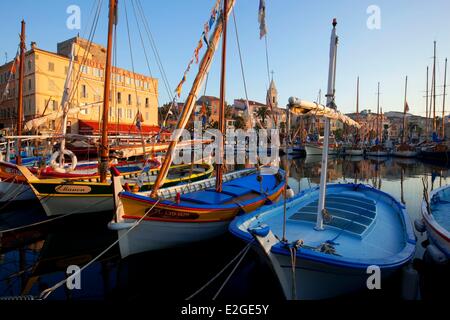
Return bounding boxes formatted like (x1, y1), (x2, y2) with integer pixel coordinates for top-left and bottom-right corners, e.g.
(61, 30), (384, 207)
(39, 199), (161, 300)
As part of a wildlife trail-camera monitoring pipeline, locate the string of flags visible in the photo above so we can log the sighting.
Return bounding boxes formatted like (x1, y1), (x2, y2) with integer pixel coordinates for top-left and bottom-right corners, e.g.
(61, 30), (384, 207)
(174, 0), (221, 99)
(2, 51), (20, 100)
(258, 0), (267, 39)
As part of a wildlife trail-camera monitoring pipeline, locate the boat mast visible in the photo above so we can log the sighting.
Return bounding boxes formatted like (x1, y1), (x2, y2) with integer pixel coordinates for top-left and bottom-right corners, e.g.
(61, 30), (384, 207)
(377, 82), (380, 143)
(215, 0), (228, 193)
(356, 76), (360, 143)
(316, 19), (338, 231)
(433, 41), (437, 133)
(442, 58), (447, 140)
(150, 0), (236, 198)
(402, 76), (408, 144)
(16, 20), (26, 165)
(426, 66), (429, 139)
(99, 0), (117, 183)
(59, 43), (75, 167)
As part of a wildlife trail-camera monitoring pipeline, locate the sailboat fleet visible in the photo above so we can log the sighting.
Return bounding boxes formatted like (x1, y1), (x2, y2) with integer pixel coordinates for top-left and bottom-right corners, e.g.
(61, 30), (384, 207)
(1, 0), (449, 301)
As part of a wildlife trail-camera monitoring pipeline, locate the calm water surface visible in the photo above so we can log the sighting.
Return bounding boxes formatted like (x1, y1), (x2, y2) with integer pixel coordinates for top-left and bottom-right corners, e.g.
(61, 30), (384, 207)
(0, 157), (448, 300)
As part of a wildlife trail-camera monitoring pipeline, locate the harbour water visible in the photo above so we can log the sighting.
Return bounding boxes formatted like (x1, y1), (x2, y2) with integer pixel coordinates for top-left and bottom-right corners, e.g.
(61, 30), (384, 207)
(0, 156), (448, 301)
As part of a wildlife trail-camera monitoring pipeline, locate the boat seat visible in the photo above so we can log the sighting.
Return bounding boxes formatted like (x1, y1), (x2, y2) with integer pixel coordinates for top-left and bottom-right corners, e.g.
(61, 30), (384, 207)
(227, 174), (277, 194)
(180, 190), (234, 205)
(290, 194), (377, 236)
(208, 186), (253, 197)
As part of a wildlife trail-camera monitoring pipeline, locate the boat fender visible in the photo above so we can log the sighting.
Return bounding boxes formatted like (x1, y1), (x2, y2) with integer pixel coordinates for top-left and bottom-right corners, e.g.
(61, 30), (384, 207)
(425, 244), (448, 265)
(176, 192), (181, 204)
(286, 186), (295, 199)
(401, 264), (419, 300)
(108, 221), (134, 231)
(50, 150), (77, 173)
(123, 183), (131, 192)
(249, 225), (271, 237)
(414, 219), (426, 234)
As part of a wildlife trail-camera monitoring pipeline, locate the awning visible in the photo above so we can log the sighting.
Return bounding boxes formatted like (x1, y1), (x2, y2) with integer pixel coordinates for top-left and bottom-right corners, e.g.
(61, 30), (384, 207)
(78, 120), (161, 135)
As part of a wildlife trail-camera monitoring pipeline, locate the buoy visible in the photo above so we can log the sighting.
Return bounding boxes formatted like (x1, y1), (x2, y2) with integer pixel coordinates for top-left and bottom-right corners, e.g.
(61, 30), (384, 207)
(424, 244), (448, 265)
(401, 264), (419, 300)
(414, 219), (426, 234)
(50, 150), (77, 173)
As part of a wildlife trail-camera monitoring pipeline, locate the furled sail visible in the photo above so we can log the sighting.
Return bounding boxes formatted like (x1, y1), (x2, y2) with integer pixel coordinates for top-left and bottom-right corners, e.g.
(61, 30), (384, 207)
(288, 97), (361, 129)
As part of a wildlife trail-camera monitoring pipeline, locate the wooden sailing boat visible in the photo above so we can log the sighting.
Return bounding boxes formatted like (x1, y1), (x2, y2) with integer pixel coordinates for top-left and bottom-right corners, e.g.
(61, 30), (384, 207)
(109, 0), (285, 258)
(344, 77), (364, 156)
(17, 0), (213, 216)
(421, 43), (450, 163)
(229, 19), (415, 300)
(393, 76), (418, 158)
(367, 82), (388, 157)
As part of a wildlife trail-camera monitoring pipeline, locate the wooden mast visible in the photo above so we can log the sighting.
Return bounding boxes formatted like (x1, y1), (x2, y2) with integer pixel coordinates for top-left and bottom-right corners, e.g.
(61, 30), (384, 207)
(426, 66), (429, 139)
(377, 82), (380, 142)
(433, 41), (437, 133)
(16, 20), (26, 165)
(402, 76), (408, 144)
(215, 0), (228, 193)
(442, 58), (447, 140)
(356, 76), (360, 123)
(99, 0), (117, 183)
(150, 0), (236, 198)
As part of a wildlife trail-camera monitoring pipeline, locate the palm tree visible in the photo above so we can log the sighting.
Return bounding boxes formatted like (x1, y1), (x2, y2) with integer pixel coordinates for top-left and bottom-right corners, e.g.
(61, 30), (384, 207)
(256, 106), (269, 125)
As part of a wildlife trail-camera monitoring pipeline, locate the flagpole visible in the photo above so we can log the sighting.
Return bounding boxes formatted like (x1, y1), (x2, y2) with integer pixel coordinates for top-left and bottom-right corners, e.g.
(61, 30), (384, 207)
(316, 19), (338, 231)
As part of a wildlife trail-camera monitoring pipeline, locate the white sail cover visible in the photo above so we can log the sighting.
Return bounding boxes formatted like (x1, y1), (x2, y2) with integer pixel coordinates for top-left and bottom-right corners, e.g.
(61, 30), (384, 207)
(23, 103), (101, 132)
(288, 97), (361, 129)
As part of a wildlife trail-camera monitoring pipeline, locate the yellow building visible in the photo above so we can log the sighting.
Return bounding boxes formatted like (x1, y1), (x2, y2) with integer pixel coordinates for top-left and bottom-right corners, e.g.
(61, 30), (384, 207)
(0, 37), (159, 135)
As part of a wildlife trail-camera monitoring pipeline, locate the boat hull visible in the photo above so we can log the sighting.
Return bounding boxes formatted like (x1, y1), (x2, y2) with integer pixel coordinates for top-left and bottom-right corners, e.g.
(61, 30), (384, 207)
(0, 180), (35, 202)
(421, 185), (450, 257)
(305, 144), (337, 156)
(344, 149), (364, 156)
(366, 151), (388, 157)
(393, 151), (417, 158)
(117, 220), (229, 258)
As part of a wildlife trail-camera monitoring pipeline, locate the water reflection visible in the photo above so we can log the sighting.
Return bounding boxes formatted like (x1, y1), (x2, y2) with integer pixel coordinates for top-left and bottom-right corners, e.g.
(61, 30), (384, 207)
(0, 158), (448, 300)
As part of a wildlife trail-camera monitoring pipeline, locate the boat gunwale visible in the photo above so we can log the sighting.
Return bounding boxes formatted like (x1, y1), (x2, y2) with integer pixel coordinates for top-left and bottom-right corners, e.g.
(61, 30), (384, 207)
(421, 185), (450, 242)
(229, 183), (416, 270)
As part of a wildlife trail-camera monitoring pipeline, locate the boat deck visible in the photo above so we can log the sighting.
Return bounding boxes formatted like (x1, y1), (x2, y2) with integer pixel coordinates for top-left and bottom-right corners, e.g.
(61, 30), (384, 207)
(249, 185), (408, 260)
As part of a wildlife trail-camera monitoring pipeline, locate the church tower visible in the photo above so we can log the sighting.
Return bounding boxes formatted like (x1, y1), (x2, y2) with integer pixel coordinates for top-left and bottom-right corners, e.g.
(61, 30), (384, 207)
(267, 76), (278, 108)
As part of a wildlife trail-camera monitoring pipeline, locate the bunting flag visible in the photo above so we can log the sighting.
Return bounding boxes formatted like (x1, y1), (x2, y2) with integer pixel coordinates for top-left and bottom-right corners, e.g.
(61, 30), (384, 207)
(194, 40), (203, 63)
(404, 101), (409, 113)
(258, 0), (267, 39)
(174, 0), (221, 99)
(2, 52), (20, 99)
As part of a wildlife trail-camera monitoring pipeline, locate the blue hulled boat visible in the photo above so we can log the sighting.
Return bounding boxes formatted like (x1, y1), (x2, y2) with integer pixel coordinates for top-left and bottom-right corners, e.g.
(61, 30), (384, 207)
(229, 183), (416, 299)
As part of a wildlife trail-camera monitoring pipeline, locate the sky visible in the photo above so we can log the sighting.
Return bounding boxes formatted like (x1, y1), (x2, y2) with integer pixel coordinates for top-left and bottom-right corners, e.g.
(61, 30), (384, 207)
(1, 0), (450, 117)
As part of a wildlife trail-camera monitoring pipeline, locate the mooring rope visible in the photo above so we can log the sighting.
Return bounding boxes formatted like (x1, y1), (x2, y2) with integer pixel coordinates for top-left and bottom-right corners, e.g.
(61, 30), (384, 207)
(186, 240), (254, 301)
(39, 199), (161, 300)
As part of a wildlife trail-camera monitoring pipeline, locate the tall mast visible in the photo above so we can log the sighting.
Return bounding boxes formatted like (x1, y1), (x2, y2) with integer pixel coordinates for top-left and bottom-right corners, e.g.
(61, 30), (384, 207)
(402, 76), (408, 144)
(215, 0), (228, 193)
(356, 76), (360, 123)
(442, 58), (447, 140)
(433, 41), (437, 133)
(316, 19), (338, 231)
(377, 82), (380, 142)
(426, 66), (429, 139)
(16, 20), (26, 165)
(150, 0), (236, 198)
(99, 0), (117, 183)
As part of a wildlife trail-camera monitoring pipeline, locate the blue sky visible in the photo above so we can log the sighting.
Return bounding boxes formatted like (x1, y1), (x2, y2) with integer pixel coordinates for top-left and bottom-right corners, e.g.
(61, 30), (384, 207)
(1, 0), (450, 117)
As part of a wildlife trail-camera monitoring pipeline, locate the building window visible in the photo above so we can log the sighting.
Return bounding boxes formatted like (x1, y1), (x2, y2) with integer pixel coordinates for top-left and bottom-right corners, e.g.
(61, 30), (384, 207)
(145, 97), (149, 108)
(51, 120), (56, 130)
(53, 100), (58, 111)
(81, 85), (88, 98)
(137, 96), (141, 106)
(145, 112), (149, 121)
(48, 62), (55, 72)
(109, 108), (114, 118)
(128, 94), (132, 105)
(125, 77), (131, 85)
(81, 65), (89, 74)
(48, 79), (56, 91)
(144, 82), (149, 90)
(118, 108), (123, 119)
(81, 103), (89, 115)
(28, 60), (32, 72)
(117, 92), (122, 104)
